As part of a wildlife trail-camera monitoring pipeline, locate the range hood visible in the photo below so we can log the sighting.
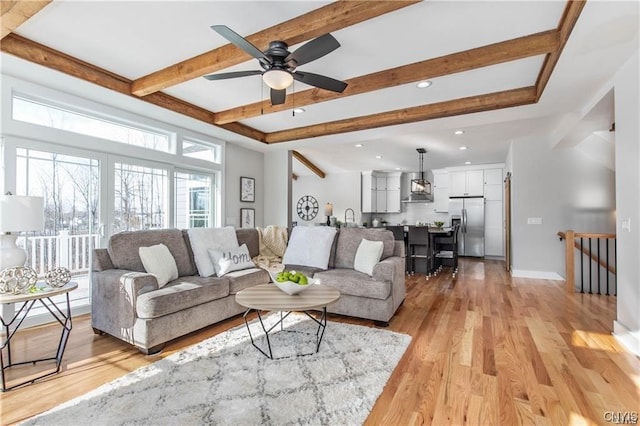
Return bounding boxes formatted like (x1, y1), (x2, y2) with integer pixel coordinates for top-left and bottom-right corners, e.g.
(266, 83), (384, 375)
(402, 148), (433, 203)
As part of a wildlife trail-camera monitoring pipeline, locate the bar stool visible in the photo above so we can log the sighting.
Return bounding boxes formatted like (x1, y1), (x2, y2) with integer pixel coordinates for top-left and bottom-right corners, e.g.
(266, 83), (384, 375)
(407, 226), (432, 277)
(434, 223), (460, 277)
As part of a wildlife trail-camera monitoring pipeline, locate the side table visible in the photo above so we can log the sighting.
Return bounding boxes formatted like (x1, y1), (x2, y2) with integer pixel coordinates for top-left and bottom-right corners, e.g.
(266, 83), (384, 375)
(0, 282), (77, 391)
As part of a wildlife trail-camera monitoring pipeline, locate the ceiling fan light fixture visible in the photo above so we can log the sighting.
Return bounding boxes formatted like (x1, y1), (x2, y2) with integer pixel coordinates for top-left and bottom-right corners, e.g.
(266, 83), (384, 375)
(262, 69), (293, 90)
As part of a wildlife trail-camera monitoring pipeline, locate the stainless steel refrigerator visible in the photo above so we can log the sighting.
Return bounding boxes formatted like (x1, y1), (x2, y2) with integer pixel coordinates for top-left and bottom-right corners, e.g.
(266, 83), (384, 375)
(449, 197), (485, 257)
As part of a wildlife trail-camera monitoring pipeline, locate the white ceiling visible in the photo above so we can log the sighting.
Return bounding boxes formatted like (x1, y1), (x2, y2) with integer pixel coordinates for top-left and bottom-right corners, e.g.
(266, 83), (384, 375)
(3, 1), (638, 176)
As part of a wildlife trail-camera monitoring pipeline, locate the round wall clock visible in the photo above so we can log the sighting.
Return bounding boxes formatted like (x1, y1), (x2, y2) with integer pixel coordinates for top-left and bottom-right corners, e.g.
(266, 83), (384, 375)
(297, 195), (319, 221)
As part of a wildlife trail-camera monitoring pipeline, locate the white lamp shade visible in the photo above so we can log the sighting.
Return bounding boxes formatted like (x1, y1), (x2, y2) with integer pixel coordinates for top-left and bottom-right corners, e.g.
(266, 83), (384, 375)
(262, 69), (294, 90)
(0, 195), (45, 233)
(324, 203), (333, 216)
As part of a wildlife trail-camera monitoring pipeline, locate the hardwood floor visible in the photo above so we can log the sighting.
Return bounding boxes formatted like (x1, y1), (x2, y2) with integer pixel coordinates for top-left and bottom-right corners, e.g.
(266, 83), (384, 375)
(1, 259), (638, 425)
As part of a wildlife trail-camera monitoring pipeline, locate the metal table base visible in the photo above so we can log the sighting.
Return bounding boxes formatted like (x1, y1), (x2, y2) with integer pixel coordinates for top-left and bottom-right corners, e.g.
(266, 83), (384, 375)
(242, 308), (328, 360)
(1, 292), (73, 391)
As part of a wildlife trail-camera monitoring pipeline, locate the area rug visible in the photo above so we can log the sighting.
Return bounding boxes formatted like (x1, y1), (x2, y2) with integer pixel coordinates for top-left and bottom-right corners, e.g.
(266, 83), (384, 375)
(24, 313), (411, 425)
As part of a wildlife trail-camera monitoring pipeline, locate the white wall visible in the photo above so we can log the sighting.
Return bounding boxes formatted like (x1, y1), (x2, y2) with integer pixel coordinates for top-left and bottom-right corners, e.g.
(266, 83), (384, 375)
(292, 172), (361, 226)
(510, 138), (616, 279)
(612, 51), (640, 356)
(263, 150), (291, 227)
(225, 143), (264, 227)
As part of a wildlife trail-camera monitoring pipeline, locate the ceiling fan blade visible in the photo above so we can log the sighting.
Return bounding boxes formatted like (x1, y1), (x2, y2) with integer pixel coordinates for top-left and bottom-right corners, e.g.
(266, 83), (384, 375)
(211, 25), (271, 66)
(285, 33), (340, 67)
(203, 70), (262, 81)
(294, 71), (347, 93)
(271, 88), (286, 105)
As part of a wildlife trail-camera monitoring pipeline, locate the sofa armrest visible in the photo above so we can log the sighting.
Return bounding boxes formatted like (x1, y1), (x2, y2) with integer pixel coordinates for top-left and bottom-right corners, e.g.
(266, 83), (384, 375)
(91, 270), (158, 333)
(372, 257), (396, 283)
(93, 248), (114, 271)
(372, 256), (406, 310)
(393, 240), (405, 258)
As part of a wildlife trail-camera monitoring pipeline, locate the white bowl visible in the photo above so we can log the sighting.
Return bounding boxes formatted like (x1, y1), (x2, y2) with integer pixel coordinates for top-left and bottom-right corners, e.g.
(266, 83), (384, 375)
(268, 271), (316, 295)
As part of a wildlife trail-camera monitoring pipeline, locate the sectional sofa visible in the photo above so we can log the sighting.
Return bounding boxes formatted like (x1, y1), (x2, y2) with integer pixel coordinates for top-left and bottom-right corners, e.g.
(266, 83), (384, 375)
(91, 226), (405, 354)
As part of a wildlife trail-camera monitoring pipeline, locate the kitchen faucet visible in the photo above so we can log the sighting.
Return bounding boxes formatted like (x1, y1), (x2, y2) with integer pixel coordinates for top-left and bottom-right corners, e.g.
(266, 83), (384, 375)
(344, 208), (355, 225)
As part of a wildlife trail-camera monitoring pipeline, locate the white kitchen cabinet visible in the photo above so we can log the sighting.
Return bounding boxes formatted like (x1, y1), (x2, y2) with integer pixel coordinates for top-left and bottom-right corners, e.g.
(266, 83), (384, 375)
(362, 171), (401, 213)
(449, 170), (484, 197)
(361, 172), (376, 213)
(484, 168), (503, 186)
(432, 170), (449, 212)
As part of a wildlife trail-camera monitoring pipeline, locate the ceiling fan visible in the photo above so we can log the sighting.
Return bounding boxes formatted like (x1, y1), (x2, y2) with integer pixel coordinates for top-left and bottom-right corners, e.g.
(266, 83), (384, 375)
(204, 25), (348, 106)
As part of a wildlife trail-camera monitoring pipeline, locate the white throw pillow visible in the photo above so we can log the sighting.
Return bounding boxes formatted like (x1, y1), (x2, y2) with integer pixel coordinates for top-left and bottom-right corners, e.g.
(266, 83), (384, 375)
(139, 243), (179, 288)
(208, 244), (255, 277)
(353, 239), (384, 276)
(282, 226), (337, 269)
(187, 227), (239, 277)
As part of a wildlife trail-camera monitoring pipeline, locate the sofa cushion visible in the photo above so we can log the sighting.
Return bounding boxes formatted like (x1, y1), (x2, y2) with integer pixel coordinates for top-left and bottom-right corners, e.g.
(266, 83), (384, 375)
(235, 228), (260, 258)
(314, 268), (391, 300)
(108, 229), (196, 277)
(187, 227), (239, 277)
(139, 243), (178, 287)
(226, 268), (270, 294)
(136, 276), (230, 319)
(283, 226), (337, 269)
(208, 244), (255, 276)
(353, 239), (384, 276)
(334, 228), (395, 269)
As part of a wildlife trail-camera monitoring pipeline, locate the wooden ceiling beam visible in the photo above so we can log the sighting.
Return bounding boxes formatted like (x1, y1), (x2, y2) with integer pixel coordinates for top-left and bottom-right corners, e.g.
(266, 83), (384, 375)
(0, 34), (267, 143)
(131, 1), (420, 97)
(536, 0), (586, 101)
(214, 30), (559, 125)
(266, 87), (537, 143)
(292, 150), (326, 178)
(1, 0), (51, 39)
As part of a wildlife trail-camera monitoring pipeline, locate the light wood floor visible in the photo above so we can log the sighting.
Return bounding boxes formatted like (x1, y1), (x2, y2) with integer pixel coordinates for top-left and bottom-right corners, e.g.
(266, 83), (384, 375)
(1, 259), (638, 425)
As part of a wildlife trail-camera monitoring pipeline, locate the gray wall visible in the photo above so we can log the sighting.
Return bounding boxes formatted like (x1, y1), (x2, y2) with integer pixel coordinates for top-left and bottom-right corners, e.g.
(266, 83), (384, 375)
(225, 143), (264, 227)
(510, 139), (616, 278)
(263, 150), (291, 227)
(613, 50), (640, 355)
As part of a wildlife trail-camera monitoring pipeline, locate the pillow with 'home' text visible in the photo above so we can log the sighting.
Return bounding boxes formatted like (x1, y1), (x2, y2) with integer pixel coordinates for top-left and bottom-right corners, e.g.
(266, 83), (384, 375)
(208, 243), (255, 277)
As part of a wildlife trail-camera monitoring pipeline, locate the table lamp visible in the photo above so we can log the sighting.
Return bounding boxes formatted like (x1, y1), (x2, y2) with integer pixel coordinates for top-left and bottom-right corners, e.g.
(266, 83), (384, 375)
(324, 203), (333, 226)
(0, 194), (45, 271)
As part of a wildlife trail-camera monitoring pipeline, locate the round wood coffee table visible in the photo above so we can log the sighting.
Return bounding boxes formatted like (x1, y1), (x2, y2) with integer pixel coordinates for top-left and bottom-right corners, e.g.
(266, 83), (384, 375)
(235, 283), (340, 359)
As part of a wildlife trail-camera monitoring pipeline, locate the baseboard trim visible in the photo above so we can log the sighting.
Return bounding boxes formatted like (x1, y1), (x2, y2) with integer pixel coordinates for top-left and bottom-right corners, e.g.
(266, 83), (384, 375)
(511, 269), (565, 281)
(613, 321), (640, 357)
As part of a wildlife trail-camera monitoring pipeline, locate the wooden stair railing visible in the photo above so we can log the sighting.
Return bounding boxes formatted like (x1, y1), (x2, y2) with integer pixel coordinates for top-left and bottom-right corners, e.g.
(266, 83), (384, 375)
(558, 230), (616, 295)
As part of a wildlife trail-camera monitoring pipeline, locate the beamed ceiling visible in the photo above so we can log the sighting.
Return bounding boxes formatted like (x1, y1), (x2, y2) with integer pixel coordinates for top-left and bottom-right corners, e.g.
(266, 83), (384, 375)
(1, 1), (637, 175)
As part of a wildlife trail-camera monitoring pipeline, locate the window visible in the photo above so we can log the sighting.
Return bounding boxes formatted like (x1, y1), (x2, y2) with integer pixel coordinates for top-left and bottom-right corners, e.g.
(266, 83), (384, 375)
(12, 96), (171, 152)
(175, 171), (214, 228)
(182, 139), (220, 163)
(113, 162), (168, 232)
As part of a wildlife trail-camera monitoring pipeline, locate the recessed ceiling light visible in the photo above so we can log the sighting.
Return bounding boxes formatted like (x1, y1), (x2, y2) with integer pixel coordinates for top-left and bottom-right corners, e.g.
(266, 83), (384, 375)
(454, 130), (465, 135)
(465, 161), (471, 165)
(293, 108), (305, 114)
(416, 81), (432, 89)
(355, 143), (363, 148)
(376, 155), (383, 159)
(395, 167), (402, 170)
(459, 146), (468, 150)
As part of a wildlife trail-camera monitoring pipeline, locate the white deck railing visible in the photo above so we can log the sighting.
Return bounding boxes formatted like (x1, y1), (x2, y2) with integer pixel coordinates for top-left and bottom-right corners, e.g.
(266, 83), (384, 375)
(18, 230), (100, 276)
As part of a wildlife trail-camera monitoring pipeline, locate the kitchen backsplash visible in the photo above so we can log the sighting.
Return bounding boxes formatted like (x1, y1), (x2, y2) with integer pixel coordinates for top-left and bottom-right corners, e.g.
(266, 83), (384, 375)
(362, 202), (450, 226)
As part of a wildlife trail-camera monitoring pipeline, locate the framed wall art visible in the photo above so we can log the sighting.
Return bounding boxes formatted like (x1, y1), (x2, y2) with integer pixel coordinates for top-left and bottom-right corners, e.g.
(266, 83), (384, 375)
(240, 176), (255, 202)
(240, 208), (255, 228)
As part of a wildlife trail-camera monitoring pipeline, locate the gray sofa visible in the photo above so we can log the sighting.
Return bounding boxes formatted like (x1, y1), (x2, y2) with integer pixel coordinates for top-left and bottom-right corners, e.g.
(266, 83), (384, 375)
(286, 227), (405, 326)
(91, 227), (405, 354)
